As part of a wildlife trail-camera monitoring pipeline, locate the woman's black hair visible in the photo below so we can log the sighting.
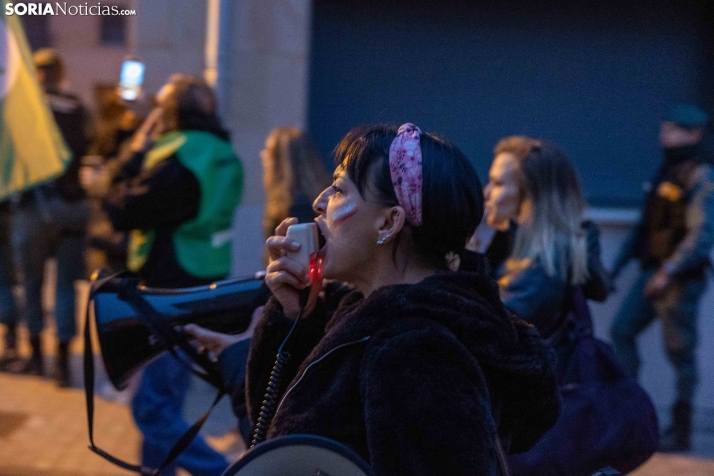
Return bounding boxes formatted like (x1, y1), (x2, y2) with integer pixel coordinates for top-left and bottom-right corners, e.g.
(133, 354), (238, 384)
(333, 125), (484, 270)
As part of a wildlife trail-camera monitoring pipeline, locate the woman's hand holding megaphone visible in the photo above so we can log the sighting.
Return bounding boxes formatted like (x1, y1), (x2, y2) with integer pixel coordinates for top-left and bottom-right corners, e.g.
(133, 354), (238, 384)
(183, 305), (263, 360)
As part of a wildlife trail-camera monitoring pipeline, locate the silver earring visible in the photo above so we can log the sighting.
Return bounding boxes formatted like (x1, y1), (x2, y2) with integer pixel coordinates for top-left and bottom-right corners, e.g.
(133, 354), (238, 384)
(377, 236), (388, 245)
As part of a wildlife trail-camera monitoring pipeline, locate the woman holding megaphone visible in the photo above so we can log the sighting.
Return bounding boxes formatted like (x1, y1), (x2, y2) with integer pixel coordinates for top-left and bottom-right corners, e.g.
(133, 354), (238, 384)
(187, 124), (561, 476)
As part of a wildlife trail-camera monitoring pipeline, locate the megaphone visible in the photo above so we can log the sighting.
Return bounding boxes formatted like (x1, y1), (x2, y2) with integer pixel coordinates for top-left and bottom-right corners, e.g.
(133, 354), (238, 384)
(224, 434), (376, 476)
(89, 270), (271, 390)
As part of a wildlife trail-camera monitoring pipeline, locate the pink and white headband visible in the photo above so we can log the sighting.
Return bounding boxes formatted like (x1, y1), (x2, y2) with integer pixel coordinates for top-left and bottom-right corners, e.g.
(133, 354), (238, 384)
(388, 123), (423, 226)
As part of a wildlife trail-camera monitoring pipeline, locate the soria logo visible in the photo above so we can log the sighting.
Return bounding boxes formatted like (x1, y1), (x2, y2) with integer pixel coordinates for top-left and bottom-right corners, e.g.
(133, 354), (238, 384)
(5, 3), (136, 16)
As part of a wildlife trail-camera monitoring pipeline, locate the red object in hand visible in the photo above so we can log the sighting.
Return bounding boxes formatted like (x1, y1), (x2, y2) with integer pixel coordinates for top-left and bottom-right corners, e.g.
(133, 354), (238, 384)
(309, 256), (323, 283)
(303, 256), (323, 315)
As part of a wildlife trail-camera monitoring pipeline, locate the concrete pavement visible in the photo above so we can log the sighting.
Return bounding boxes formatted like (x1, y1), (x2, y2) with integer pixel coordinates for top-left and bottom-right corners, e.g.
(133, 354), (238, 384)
(0, 344), (243, 476)
(3, 354), (714, 475)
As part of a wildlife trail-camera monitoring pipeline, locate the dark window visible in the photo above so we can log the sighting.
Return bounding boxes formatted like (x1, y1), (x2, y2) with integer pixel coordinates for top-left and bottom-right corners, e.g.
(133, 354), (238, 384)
(22, 15), (52, 50)
(100, 9), (127, 46)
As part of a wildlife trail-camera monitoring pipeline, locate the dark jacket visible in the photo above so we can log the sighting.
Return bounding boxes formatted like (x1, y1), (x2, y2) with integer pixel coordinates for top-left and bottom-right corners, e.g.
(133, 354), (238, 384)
(104, 150), (201, 287)
(47, 90), (90, 201)
(104, 128), (230, 288)
(612, 163), (714, 280)
(488, 221), (611, 338)
(229, 272), (560, 476)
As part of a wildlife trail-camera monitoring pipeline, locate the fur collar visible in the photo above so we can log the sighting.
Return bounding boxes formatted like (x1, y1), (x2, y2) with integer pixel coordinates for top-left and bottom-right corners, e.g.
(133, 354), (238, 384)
(308, 271), (559, 452)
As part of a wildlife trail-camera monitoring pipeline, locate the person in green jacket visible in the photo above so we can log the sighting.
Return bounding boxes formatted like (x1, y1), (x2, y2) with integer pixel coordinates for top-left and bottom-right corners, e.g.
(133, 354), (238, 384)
(103, 74), (243, 475)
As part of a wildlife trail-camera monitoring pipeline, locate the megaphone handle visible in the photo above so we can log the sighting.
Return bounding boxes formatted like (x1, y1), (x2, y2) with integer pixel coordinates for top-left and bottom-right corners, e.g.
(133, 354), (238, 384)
(117, 282), (226, 389)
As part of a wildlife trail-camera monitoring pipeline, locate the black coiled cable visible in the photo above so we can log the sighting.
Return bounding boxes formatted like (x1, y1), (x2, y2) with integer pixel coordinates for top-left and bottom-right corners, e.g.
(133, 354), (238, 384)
(249, 291), (308, 448)
(250, 349), (291, 447)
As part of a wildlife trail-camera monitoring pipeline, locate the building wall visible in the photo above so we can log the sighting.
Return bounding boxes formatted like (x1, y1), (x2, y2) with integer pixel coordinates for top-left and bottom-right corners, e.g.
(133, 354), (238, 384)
(38, 1), (136, 111)
(132, 0), (206, 94)
(219, 0), (313, 276)
(131, 0), (313, 276)
(307, 0), (714, 209)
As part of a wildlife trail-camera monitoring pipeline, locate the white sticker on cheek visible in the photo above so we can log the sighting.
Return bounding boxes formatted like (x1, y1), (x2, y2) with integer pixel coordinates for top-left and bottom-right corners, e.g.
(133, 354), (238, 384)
(332, 201), (358, 225)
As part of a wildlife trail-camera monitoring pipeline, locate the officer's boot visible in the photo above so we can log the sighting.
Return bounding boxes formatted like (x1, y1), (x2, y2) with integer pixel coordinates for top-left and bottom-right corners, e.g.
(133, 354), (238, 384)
(0, 325), (19, 371)
(660, 400), (692, 452)
(55, 341), (71, 388)
(17, 335), (44, 376)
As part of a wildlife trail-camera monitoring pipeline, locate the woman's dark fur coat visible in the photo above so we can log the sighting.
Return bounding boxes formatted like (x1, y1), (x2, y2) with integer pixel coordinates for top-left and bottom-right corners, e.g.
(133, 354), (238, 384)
(231, 271), (560, 476)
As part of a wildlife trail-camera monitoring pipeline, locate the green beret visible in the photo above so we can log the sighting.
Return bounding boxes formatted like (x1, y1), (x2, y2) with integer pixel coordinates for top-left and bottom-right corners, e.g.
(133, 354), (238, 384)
(664, 104), (708, 129)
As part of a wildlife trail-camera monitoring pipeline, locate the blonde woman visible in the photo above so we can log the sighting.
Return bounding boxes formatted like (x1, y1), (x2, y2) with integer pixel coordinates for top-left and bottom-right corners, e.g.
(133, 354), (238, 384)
(261, 128), (331, 241)
(471, 136), (610, 338)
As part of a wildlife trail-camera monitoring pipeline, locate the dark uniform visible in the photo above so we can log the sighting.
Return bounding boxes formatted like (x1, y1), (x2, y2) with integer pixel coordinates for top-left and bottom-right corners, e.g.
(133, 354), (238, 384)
(610, 104), (713, 451)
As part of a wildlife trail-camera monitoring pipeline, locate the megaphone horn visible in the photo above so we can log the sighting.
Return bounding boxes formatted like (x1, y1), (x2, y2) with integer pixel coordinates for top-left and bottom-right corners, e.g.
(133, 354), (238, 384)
(89, 270), (270, 390)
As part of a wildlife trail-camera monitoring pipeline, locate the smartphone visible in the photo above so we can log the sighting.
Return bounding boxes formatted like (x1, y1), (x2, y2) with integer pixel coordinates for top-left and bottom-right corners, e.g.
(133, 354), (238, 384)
(118, 58), (145, 101)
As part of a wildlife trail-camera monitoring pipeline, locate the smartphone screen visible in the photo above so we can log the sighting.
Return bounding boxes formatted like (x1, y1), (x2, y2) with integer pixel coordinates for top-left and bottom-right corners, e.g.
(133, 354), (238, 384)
(119, 59), (145, 101)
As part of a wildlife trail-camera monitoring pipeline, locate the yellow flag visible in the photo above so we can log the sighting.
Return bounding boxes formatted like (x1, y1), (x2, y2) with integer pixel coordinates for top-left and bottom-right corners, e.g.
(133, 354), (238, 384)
(0, 4), (71, 201)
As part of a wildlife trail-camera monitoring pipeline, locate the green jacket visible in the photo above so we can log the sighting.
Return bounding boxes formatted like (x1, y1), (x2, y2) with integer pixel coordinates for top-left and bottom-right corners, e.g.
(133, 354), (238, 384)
(127, 130), (244, 278)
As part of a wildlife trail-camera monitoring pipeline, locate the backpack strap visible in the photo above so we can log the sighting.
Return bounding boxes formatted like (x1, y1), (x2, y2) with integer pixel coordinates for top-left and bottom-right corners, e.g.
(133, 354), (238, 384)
(486, 380), (511, 476)
(495, 436), (511, 476)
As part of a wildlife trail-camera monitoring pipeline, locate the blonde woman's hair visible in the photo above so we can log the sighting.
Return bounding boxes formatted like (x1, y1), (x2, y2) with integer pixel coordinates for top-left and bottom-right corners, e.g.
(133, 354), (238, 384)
(262, 128), (330, 237)
(494, 136), (589, 285)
